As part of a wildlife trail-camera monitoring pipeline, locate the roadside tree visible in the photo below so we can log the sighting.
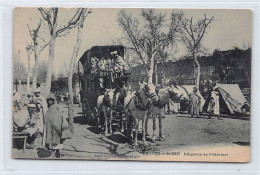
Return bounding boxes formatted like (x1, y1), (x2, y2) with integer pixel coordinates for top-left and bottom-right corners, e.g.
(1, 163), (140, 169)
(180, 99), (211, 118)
(182, 14), (214, 89)
(118, 9), (183, 83)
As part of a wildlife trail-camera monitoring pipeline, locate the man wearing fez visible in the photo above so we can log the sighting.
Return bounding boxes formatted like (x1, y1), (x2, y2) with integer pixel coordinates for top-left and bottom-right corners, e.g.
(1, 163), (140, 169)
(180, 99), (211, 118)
(45, 93), (70, 158)
(32, 88), (48, 145)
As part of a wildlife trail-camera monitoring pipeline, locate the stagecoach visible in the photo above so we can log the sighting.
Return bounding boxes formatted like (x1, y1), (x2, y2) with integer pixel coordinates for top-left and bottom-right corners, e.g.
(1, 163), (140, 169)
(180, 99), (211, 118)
(78, 45), (130, 131)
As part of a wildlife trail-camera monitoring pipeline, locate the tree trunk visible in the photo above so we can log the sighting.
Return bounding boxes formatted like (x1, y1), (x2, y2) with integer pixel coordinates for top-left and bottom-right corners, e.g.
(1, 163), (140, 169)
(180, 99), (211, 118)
(147, 55), (155, 84)
(45, 36), (56, 97)
(68, 25), (83, 126)
(194, 55), (201, 90)
(32, 54), (39, 90)
(68, 9), (87, 127)
(154, 61), (158, 85)
(26, 50), (31, 93)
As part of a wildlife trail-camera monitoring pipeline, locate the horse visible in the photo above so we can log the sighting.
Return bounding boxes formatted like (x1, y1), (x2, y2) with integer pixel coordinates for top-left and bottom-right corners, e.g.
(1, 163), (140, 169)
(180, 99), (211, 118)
(97, 85), (133, 135)
(113, 86), (133, 133)
(97, 89), (115, 136)
(145, 86), (185, 143)
(124, 83), (159, 146)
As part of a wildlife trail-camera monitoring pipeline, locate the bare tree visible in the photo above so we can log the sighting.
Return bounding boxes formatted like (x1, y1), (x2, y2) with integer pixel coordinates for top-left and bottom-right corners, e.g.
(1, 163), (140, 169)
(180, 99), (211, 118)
(27, 19), (50, 90)
(118, 9), (183, 83)
(38, 8), (85, 96)
(25, 45), (33, 92)
(182, 14), (214, 89)
(68, 8), (92, 126)
(13, 50), (27, 92)
(153, 44), (178, 86)
(153, 44), (179, 85)
(13, 50), (20, 82)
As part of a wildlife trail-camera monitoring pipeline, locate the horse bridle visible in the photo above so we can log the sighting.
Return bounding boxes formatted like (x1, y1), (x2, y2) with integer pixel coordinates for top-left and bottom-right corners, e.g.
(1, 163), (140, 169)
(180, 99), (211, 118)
(124, 84), (158, 112)
(143, 84), (157, 100)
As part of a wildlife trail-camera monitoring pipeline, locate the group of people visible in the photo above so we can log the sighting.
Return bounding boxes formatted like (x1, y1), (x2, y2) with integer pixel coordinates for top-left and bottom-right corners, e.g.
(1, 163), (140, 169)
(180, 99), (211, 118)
(91, 51), (129, 88)
(150, 83), (222, 119)
(189, 86), (222, 119)
(13, 88), (70, 158)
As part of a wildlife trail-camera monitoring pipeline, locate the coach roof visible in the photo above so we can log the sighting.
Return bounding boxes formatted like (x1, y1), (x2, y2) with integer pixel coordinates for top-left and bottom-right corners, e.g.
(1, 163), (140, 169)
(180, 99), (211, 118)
(79, 45), (125, 65)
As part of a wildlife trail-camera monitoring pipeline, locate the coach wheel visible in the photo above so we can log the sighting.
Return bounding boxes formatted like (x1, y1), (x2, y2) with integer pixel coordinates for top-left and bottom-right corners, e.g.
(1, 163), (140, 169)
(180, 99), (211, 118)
(93, 107), (100, 126)
(82, 100), (89, 120)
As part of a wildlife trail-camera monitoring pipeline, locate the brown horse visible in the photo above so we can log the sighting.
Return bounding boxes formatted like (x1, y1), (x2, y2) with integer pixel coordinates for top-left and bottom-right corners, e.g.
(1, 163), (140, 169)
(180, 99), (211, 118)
(124, 83), (158, 146)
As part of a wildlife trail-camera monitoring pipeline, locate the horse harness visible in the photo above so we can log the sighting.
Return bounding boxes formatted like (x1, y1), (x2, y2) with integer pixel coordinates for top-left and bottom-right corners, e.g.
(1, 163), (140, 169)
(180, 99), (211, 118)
(152, 88), (167, 109)
(103, 89), (125, 110)
(103, 91), (113, 108)
(151, 88), (183, 109)
(125, 84), (156, 116)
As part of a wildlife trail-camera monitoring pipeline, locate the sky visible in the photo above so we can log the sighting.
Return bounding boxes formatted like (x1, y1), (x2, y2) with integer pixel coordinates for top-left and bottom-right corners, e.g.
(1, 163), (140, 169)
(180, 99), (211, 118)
(13, 8), (252, 75)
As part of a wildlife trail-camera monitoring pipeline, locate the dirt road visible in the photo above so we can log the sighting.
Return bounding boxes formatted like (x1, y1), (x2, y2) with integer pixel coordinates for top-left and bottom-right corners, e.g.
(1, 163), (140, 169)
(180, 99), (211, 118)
(13, 103), (250, 161)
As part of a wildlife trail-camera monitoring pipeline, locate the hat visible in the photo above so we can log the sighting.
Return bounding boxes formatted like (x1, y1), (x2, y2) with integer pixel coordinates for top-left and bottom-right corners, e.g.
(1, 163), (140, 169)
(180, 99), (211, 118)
(33, 88), (41, 93)
(46, 93), (56, 100)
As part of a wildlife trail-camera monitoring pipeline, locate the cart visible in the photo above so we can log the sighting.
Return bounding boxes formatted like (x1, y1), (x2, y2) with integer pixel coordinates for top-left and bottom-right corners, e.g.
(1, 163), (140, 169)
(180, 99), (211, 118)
(78, 45), (130, 132)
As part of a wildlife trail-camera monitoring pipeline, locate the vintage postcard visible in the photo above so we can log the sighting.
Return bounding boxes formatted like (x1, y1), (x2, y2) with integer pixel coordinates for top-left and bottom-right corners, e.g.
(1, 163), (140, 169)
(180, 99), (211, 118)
(12, 8), (251, 162)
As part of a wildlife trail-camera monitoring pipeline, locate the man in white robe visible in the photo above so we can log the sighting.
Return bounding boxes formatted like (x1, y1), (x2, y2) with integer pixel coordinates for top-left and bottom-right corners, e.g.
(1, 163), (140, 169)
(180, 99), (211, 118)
(208, 86), (222, 119)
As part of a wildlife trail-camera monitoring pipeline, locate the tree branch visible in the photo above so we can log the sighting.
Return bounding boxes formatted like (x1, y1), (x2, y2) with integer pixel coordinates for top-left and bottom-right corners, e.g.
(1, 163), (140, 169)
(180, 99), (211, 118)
(194, 15), (214, 50)
(56, 8), (83, 35)
(38, 39), (51, 54)
(38, 8), (53, 32)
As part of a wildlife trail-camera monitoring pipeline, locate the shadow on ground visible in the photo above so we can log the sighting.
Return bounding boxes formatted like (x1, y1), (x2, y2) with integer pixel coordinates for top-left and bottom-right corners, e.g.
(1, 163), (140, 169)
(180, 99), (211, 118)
(177, 115), (211, 119)
(177, 115), (250, 121)
(202, 129), (218, 135)
(87, 126), (102, 134)
(106, 134), (128, 144)
(233, 141), (250, 146)
(73, 115), (88, 125)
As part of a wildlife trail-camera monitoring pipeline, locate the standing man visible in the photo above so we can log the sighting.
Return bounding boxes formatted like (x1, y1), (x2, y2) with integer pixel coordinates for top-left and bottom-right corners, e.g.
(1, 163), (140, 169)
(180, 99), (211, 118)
(189, 87), (201, 118)
(45, 93), (66, 158)
(32, 88), (48, 145)
(207, 96), (215, 119)
(208, 87), (222, 120)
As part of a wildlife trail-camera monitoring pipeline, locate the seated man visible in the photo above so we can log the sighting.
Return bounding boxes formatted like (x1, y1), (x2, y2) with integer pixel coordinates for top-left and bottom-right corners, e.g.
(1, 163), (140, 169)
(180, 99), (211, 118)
(13, 100), (39, 149)
(111, 51), (129, 77)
